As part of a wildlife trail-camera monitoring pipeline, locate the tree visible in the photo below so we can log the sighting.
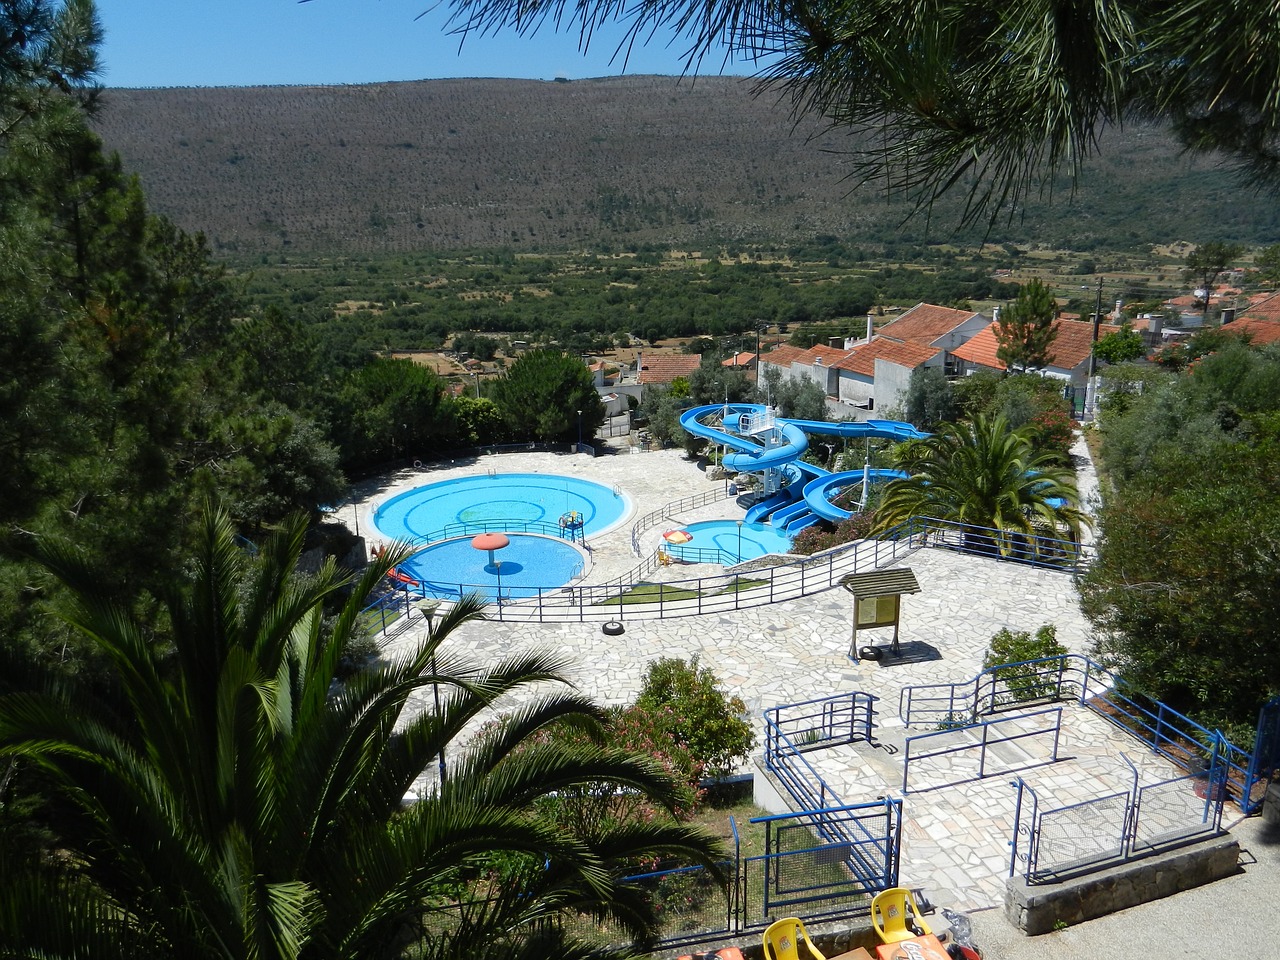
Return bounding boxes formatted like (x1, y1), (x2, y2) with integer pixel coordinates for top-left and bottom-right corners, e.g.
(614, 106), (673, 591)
(1093, 324), (1146, 366)
(0, 508), (724, 958)
(490, 348), (603, 442)
(634, 656), (755, 778)
(995, 279), (1058, 373)
(1183, 242), (1244, 314)
(438, 0), (1280, 221)
(1257, 243), (1280, 285)
(329, 357), (459, 470)
(903, 366), (955, 429)
(872, 415), (1087, 555)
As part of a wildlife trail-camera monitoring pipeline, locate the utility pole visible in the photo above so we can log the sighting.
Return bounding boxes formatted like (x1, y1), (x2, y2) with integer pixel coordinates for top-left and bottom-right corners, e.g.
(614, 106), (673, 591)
(1088, 276), (1104, 378)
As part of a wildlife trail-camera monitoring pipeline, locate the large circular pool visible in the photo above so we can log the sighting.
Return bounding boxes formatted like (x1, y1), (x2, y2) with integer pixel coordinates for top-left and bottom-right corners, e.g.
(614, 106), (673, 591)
(374, 473), (629, 600)
(398, 534), (583, 602)
(373, 473), (629, 542)
(665, 519), (793, 564)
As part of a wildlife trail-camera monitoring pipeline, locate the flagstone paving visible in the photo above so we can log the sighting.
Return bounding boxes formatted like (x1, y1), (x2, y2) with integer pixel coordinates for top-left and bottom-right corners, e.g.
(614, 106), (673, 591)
(355, 437), (1266, 947)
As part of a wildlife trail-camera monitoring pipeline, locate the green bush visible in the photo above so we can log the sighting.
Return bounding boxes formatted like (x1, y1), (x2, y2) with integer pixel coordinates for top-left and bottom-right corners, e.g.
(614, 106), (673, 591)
(791, 512), (875, 555)
(636, 656), (756, 778)
(982, 625), (1068, 702)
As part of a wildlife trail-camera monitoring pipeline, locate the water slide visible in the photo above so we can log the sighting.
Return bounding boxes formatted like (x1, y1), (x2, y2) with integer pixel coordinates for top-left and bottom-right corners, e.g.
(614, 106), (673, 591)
(679, 404), (926, 526)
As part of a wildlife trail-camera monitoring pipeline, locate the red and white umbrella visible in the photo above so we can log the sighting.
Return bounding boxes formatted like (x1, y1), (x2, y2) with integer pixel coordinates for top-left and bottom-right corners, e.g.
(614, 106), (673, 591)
(662, 529), (694, 545)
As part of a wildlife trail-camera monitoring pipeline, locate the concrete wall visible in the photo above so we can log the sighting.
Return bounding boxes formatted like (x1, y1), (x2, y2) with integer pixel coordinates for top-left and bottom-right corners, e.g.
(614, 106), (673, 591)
(872, 358), (914, 415)
(1004, 831), (1240, 935)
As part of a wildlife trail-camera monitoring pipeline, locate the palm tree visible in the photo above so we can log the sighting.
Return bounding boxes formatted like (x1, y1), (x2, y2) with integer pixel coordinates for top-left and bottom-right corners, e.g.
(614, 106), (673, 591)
(871, 415), (1087, 557)
(0, 507), (723, 959)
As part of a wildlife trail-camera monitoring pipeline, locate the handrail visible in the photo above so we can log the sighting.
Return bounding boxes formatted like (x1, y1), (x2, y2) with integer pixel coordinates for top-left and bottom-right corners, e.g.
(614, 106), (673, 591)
(901, 707), (1063, 793)
(629, 486), (735, 556)
(900, 654), (1257, 812)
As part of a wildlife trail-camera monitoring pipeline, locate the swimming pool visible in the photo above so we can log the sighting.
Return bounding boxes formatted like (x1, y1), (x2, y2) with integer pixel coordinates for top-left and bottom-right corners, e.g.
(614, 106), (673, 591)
(373, 473), (629, 543)
(398, 534), (583, 602)
(665, 519), (793, 564)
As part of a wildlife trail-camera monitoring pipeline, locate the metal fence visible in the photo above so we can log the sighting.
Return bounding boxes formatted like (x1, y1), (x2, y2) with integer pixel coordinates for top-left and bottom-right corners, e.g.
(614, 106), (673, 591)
(1010, 743), (1228, 883)
(629, 487), (736, 556)
(901, 707), (1063, 794)
(743, 802), (901, 927)
(898, 654), (1262, 814)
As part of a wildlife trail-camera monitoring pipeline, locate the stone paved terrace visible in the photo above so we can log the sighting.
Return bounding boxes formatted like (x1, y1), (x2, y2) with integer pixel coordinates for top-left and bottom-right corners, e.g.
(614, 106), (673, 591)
(341, 439), (1272, 954)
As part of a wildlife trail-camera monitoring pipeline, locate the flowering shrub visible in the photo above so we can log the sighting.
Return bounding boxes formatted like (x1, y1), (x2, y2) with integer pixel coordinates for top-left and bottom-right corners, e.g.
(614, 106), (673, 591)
(1028, 408), (1074, 458)
(636, 657), (756, 779)
(791, 511), (875, 555)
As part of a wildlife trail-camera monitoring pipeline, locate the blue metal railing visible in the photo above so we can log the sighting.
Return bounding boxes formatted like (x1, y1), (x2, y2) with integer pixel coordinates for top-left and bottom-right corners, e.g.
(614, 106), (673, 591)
(1010, 736), (1229, 883)
(900, 654), (1259, 813)
(763, 692), (896, 888)
(900, 707), (1063, 793)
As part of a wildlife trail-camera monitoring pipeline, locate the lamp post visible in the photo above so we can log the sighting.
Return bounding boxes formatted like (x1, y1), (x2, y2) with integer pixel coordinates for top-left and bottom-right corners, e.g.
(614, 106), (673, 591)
(494, 559), (503, 607)
(576, 409), (582, 451)
(414, 598), (445, 785)
(737, 519), (744, 563)
(472, 372), (480, 398)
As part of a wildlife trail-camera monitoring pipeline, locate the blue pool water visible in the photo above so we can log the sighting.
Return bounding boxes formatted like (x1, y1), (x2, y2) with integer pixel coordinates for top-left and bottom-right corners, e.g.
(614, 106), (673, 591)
(399, 535), (583, 602)
(666, 519), (793, 564)
(373, 473), (628, 542)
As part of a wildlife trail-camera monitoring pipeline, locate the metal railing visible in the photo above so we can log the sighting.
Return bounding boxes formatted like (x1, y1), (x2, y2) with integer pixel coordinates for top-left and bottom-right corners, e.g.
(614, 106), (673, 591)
(1010, 740), (1228, 883)
(908, 516), (1093, 573)
(901, 707), (1063, 793)
(899, 654), (1260, 813)
(629, 487), (736, 556)
(405, 519), (578, 547)
(763, 692), (898, 889)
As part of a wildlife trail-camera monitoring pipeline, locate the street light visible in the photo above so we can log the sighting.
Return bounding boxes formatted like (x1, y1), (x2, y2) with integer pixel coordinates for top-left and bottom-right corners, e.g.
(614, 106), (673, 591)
(414, 598), (445, 785)
(737, 519), (744, 563)
(576, 409), (583, 451)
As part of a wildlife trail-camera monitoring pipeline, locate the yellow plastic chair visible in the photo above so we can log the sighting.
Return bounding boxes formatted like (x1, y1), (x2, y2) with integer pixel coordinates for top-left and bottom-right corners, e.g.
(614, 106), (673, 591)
(870, 887), (933, 944)
(762, 917), (825, 960)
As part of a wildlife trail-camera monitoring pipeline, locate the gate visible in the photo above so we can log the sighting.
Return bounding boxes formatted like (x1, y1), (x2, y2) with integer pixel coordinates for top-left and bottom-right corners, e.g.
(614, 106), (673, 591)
(740, 800), (901, 929)
(1245, 696), (1280, 813)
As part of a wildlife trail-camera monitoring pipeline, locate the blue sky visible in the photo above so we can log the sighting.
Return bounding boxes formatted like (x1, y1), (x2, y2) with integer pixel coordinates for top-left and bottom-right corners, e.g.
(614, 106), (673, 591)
(95, 0), (753, 88)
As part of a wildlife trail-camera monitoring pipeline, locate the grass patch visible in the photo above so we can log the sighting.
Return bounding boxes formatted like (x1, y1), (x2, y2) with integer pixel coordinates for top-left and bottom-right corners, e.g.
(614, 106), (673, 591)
(716, 577), (768, 595)
(593, 582), (702, 605)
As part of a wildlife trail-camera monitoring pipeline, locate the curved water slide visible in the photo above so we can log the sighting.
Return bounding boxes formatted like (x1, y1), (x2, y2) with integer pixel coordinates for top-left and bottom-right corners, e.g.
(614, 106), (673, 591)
(678, 405), (927, 526)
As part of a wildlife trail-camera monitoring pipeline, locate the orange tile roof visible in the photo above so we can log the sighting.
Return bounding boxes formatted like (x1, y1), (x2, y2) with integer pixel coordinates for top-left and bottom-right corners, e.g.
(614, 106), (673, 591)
(637, 353), (703, 384)
(722, 351), (758, 368)
(1242, 292), (1280, 323)
(759, 344), (808, 367)
(877, 302), (982, 343)
(1224, 317), (1280, 345)
(832, 338), (940, 377)
(796, 344), (854, 367)
(951, 318), (1120, 372)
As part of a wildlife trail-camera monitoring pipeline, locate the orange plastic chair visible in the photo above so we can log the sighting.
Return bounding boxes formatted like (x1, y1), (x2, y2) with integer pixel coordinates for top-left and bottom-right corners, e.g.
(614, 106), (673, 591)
(762, 917), (826, 960)
(870, 887), (933, 944)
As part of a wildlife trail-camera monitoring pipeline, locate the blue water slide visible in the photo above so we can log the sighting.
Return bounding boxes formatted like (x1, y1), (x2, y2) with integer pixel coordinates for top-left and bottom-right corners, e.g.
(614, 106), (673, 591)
(745, 489), (795, 523)
(769, 498), (812, 531)
(784, 418), (930, 442)
(786, 512), (822, 535)
(679, 404), (811, 473)
(678, 403), (927, 526)
(802, 469), (910, 523)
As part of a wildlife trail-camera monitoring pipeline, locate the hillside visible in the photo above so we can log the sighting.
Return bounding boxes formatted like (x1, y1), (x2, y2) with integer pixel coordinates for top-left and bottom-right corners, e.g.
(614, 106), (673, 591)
(92, 75), (1280, 256)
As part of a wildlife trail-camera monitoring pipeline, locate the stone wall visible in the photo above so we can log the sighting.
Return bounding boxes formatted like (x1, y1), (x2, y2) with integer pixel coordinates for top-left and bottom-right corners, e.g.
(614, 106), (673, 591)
(1005, 831), (1240, 935)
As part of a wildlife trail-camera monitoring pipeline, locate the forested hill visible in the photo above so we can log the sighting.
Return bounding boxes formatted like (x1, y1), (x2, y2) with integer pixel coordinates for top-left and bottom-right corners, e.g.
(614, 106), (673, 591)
(92, 75), (1280, 256)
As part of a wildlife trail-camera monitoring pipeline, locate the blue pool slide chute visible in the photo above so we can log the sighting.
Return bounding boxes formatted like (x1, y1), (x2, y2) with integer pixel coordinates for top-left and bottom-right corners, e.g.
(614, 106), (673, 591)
(678, 404), (927, 526)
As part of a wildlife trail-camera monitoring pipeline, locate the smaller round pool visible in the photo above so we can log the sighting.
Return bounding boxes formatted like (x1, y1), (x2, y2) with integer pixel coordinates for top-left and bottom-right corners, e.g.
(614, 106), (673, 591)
(665, 519), (793, 564)
(398, 534), (583, 602)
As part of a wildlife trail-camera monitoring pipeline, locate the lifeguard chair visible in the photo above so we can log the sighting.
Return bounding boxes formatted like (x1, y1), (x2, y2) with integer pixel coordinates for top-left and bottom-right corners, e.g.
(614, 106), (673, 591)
(559, 511), (585, 544)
